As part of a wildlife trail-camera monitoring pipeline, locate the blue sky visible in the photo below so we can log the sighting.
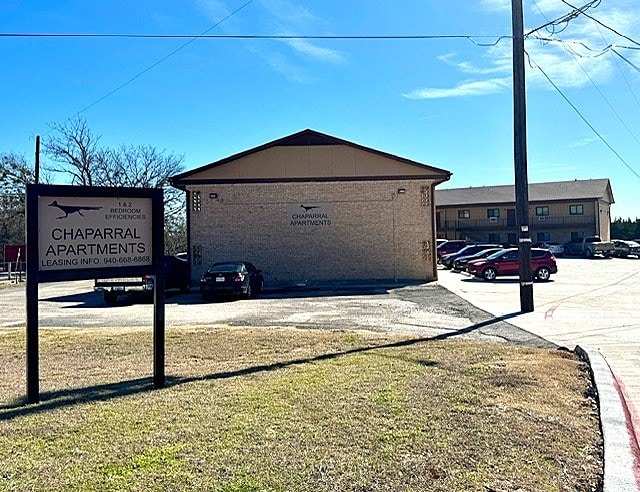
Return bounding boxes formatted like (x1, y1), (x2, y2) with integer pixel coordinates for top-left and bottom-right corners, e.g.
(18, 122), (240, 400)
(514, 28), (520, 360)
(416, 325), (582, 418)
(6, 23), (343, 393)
(2, 0), (640, 218)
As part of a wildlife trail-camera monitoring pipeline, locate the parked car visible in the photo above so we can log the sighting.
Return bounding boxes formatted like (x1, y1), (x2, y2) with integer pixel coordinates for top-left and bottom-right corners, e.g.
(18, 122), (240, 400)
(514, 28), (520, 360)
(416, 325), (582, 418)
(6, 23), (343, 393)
(451, 247), (504, 272)
(466, 248), (557, 281)
(611, 240), (640, 258)
(532, 241), (565, 257)
(437, 240), (468, 261)
(564, 236), (615, 258)
(440, 244), (502, 269)
(94, 255), (190, 304)
(200, 261), (264, 300)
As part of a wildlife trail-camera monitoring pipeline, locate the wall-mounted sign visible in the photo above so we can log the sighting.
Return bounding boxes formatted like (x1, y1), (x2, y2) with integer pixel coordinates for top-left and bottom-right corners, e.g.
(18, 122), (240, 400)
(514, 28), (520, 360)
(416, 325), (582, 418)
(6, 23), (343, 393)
(287, 203), (334, 227)
(38, 195), (153, 271)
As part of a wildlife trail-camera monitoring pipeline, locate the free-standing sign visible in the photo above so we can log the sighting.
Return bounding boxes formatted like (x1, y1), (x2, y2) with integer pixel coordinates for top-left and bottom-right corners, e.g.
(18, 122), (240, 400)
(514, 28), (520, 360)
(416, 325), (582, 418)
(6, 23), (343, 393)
(25, 184), (165, 404)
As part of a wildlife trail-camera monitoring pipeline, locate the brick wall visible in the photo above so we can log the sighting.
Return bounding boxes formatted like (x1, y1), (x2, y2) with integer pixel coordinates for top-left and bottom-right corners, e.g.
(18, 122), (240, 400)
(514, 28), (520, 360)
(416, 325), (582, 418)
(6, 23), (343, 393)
(187, 179), (437, 286)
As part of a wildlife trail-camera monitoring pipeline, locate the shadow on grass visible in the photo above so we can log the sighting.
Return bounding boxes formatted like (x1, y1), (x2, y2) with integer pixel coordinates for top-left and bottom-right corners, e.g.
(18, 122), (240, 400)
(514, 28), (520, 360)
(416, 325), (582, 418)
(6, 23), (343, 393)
(0, 312), (523, 421)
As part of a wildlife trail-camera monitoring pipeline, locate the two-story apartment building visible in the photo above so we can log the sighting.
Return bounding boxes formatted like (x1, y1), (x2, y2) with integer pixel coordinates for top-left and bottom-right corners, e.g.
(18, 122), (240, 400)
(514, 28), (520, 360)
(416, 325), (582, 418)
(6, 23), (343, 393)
(435, 179), (614, 244)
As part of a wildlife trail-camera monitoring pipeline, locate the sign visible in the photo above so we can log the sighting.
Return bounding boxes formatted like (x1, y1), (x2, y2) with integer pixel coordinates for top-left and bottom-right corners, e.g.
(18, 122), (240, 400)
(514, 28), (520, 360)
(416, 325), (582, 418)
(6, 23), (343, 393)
(287, 203), (334, 227)
(25, 184), (166, 404)
(38, 195), (153, 271)
(4, 244), (25, 263)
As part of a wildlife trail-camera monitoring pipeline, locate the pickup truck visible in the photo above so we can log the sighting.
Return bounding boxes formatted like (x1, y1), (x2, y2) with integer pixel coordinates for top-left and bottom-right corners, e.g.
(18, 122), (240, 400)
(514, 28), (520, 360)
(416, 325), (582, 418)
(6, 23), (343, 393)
(563, 236), (615, 258)
(94, 255), (190, 304)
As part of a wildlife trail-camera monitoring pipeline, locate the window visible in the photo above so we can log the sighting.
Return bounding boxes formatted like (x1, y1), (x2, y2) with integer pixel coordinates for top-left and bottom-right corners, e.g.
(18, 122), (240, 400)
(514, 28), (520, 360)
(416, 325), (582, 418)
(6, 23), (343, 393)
(488, 233), (500, 243)
(487, 208), (500, 218)
(458, 209), (470, 219)
(537, 232), (550, 242)
(570, 204), (584, 215)
(571, 231), (585, 241)
(507, 233), (517, 245)
(535, 206), (549, 216)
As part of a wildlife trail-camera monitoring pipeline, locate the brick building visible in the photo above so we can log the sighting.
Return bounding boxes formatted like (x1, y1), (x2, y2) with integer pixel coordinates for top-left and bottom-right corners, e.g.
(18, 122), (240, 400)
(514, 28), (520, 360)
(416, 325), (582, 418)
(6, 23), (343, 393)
(170, 129), (451, 287)
(435, 179), (614, 244)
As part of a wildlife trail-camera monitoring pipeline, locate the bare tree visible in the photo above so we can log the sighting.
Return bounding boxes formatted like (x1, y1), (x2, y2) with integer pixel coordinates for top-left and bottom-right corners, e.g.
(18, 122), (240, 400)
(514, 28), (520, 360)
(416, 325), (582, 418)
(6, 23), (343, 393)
(43, 118), (100, 186)
(43, 117), (187, 253)
(95, 144), (185, 219)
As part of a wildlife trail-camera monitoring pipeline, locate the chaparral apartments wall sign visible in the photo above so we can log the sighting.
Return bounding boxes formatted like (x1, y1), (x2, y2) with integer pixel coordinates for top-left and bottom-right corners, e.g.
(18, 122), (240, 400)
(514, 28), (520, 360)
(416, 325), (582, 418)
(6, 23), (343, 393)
(25, 184), (165, 404)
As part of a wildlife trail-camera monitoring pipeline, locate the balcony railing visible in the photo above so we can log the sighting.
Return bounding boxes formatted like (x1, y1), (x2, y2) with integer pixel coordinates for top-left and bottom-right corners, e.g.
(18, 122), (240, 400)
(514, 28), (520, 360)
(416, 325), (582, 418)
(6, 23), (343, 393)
(438, 215), (596, 232)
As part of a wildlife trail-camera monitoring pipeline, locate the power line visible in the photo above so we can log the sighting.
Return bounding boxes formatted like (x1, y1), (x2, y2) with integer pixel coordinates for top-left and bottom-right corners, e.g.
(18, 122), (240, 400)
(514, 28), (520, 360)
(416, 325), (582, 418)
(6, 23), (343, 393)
(570, 53), (640, 149)
(1, 32), (511, 46)
(526, 0), (600, 38)
(595, 24), (640, 109)
(61, 0), (256, 125)
(558, 0), (640, 47)
(528, 52), (640, 181)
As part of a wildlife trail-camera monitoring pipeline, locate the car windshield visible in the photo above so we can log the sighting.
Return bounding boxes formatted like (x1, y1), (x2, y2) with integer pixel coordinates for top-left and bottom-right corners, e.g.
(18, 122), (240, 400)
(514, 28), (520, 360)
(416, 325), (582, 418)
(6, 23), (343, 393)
(209, 263), (243, 272)
(486, 250), (509, 260)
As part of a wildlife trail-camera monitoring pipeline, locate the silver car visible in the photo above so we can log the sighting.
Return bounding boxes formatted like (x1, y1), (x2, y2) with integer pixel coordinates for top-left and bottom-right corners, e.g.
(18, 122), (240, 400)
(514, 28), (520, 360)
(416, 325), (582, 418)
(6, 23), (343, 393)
(532, 241), (564, 257)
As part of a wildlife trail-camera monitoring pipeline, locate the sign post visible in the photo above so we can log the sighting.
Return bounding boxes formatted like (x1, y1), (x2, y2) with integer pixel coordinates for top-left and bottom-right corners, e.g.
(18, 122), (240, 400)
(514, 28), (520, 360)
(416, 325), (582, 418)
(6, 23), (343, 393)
(25, 184), (164, 403)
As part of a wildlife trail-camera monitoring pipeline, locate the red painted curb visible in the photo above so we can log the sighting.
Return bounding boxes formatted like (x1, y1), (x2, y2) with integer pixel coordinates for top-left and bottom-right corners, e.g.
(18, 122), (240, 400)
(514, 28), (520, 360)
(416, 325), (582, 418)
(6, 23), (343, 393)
(612, 372), (640, 490)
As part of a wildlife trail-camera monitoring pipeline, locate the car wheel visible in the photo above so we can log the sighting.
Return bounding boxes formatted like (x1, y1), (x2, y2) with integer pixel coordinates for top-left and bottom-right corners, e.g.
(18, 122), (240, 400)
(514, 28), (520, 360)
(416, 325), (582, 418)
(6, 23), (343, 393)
(482, 267), (497, 281)
(104, 291), (118, 304)
(585, 249), (594, 258)
(535, 266), (551, 281)
(255, 279), (264, 295)
(244, 284), (252, 299)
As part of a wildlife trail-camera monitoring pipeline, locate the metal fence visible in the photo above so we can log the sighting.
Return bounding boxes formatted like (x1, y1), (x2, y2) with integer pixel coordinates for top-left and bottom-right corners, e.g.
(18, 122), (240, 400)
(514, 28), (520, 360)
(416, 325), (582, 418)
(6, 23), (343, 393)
(0, 260), (26, 283)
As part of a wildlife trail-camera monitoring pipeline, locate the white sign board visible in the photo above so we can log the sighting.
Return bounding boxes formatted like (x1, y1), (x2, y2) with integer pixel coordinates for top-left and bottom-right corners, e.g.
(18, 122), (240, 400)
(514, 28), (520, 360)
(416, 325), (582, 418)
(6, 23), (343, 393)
(38, 195), (153, 271)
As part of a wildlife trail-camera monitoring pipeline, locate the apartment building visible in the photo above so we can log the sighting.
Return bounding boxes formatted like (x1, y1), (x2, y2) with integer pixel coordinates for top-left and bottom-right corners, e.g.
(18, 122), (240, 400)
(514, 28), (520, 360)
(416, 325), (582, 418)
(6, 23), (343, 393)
(435, 179), (614, 244)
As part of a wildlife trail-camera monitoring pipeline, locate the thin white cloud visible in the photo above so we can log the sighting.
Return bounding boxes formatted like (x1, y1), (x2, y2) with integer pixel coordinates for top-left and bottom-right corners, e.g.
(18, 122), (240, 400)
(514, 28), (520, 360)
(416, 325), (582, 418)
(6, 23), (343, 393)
(195, 0), (230, 22)
(567, 136), (600, 149)
(437, 52), (511, 76)
(194, 0), (345, 80)
(285, 38), (344, 63)
(258, 0), (318, 26)
(403, 78), (511, 99)
(480, 0), (510, 12)
(262, 50), (315, 83)
(416, 2), (639, 102)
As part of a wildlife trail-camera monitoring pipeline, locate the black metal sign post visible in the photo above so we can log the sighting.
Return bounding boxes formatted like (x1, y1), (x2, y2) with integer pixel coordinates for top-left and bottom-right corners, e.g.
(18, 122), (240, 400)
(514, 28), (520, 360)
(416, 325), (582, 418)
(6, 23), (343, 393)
(25, 184), (164, 404)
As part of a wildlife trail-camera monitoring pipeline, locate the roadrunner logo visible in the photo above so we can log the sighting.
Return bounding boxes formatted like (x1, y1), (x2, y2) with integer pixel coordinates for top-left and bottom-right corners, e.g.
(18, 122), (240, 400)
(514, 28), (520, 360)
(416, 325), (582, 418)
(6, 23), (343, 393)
(49, 200), (102, 219)
(288, 204), (333, 227)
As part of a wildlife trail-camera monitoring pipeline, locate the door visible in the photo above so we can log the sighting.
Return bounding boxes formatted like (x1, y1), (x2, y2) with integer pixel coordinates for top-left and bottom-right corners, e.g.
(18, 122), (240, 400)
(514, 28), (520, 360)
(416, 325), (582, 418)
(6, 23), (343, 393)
(507, 209), (516, 227)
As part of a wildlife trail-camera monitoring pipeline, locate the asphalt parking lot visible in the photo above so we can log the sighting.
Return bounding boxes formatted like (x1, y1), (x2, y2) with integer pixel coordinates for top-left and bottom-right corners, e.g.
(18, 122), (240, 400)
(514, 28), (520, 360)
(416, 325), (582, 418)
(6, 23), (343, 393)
(0, 277), (552, 348)
(1, 255), (639, 410)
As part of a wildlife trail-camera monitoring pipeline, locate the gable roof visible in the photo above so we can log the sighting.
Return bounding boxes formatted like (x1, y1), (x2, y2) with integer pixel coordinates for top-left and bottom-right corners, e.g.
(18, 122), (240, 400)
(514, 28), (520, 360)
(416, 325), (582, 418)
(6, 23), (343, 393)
(436, 179), (614, 206)
(170, 129), (452, 187)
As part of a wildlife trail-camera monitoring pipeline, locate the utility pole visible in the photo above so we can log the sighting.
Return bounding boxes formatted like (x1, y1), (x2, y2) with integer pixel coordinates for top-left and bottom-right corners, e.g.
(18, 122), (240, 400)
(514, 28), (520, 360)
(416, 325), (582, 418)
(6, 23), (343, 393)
(512, 0), (534, 312)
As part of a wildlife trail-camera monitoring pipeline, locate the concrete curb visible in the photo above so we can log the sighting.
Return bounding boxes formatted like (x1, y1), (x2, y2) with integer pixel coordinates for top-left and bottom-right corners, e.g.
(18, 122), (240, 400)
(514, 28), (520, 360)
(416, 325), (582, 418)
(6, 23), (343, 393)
(575, 345), (640, 492)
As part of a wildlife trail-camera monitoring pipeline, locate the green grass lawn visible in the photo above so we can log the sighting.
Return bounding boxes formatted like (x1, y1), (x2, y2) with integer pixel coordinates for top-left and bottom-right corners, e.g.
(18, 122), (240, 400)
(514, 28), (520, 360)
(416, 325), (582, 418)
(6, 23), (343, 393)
(0, 326), (602, 491)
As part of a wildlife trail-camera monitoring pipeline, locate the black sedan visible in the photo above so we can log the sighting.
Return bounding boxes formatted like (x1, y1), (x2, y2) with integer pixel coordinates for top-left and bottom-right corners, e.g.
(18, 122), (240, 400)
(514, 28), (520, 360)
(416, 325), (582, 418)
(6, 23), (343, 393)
(440, 244), (502, 269)
(451, 247), (504, 272)
(200, 261), (264, 300)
